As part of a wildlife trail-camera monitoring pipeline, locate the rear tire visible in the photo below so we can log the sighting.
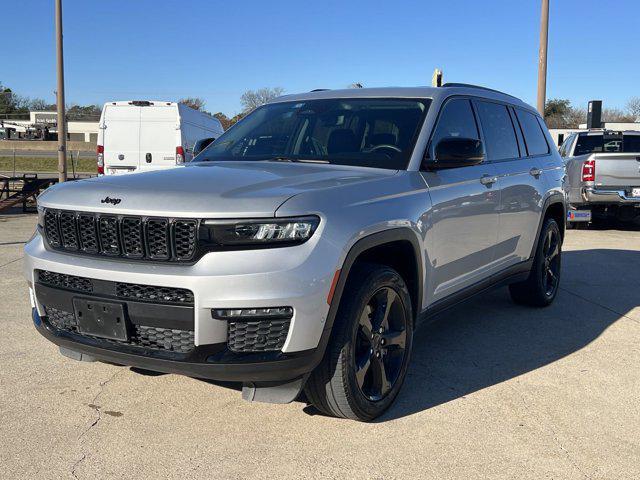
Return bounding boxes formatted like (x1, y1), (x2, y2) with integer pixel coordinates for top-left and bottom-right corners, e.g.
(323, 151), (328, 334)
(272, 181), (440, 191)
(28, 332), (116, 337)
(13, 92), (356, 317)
(304, 263), (413, 421)
(509, 218), (562, 307)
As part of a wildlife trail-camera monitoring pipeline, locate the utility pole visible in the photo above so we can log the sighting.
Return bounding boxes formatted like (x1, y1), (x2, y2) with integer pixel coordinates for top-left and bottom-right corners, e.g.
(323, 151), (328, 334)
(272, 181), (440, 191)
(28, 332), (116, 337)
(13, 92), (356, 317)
(536, 0), (550, 115)
(55, 0), (67, 182)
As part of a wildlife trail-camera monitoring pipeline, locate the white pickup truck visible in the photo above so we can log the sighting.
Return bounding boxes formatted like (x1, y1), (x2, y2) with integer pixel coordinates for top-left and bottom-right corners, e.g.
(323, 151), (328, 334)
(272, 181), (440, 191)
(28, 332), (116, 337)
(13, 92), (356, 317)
(561, 130), (640, 225)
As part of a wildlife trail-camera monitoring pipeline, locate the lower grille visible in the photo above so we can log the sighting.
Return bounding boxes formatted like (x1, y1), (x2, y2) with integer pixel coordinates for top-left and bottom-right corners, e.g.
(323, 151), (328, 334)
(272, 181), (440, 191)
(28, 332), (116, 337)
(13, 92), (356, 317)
(35, 270), (193, 306)
(115, 283), (194, 305)
(38, 271), (93, 293)
(227, 319), (290, 353)
(45, 307), (194, 353)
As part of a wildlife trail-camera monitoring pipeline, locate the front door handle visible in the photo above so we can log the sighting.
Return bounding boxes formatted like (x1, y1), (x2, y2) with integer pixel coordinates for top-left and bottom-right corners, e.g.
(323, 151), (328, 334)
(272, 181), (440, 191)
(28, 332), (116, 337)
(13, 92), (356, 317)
(480, 175), (498, 186)
(529, 167), (542, 177)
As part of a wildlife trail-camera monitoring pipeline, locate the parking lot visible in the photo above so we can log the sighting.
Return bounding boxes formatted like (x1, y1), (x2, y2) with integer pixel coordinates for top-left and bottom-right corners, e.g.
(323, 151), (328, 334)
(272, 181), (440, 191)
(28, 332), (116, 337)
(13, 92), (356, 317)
(1, 211), (638, 479)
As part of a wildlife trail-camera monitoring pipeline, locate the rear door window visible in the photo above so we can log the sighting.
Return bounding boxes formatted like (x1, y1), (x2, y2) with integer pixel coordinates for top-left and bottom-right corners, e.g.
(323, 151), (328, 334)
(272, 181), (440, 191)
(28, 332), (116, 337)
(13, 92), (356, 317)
(475, 101), (519, 161)
(515, 109), (550, 156)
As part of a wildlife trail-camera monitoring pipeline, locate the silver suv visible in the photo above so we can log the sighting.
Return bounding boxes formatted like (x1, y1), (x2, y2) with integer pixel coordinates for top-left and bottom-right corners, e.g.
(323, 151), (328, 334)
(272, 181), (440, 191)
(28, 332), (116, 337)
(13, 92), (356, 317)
(24, 85), (566, 421)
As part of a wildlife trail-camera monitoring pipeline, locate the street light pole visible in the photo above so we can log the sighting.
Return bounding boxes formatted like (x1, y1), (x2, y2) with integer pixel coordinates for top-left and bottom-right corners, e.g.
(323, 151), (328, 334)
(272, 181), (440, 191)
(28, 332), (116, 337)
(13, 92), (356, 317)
(55, 0), (67, 182)
(536, 0), (550, 115)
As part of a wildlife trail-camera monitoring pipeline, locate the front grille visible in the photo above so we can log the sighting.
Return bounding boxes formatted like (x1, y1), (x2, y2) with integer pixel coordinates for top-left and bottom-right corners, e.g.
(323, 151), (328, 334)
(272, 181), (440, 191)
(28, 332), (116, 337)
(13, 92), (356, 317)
(45, 307), (194, 353)
(35, 270), (194, 306)
(228, 319), (290, 353)
(42, 209), (198, 262)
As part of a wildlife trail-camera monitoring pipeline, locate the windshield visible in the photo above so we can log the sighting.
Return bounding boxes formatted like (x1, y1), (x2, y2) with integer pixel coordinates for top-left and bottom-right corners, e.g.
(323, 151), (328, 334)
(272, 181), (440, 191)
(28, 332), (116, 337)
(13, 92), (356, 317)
(194, 98), (431, 169)
(574, 133), (640, 155)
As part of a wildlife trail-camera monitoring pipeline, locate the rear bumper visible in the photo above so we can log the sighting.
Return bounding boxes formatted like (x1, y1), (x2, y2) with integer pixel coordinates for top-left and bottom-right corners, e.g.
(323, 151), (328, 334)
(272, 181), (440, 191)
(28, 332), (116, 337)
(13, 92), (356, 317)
(32, 307), (321, 383)
(581, 187), (640, 205)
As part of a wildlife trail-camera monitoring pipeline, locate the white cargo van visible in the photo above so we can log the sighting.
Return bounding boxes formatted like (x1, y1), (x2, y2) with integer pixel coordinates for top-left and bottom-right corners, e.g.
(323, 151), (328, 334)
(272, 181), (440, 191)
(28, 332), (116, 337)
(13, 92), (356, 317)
(97, 101), (224, 175)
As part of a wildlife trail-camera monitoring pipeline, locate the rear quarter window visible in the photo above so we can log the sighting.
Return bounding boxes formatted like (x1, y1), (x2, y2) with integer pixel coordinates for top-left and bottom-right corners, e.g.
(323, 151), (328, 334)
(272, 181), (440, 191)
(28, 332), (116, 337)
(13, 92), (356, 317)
(515, 109), (550, 156)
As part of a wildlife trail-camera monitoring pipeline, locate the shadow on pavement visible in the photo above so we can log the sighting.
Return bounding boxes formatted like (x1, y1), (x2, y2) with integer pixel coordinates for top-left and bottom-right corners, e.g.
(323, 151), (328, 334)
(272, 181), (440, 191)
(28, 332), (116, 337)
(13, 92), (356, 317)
(379, 248), (639, 421)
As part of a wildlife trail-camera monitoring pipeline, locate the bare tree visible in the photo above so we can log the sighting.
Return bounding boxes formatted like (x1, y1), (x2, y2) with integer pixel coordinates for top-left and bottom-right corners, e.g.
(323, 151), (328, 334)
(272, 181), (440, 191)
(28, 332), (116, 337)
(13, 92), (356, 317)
(626, 97), (640, 120)
(179, 97), (206, 111)
(602, 107), (636, 123)
(240, 87), (284, 113)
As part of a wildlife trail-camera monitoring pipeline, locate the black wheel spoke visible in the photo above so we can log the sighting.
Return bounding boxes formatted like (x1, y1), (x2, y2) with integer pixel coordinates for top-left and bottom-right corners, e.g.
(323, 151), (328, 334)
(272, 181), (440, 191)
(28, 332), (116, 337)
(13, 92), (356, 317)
(358, 306), (374, 342)
(371, 355), (391, 397)
(355, 354), (372, 389)
(382, 329), (406, 349)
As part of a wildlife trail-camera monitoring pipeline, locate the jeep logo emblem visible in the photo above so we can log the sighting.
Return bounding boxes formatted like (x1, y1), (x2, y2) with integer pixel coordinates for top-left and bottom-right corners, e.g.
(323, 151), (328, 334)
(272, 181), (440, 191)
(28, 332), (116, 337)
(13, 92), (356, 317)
(101, 196), (122, 205)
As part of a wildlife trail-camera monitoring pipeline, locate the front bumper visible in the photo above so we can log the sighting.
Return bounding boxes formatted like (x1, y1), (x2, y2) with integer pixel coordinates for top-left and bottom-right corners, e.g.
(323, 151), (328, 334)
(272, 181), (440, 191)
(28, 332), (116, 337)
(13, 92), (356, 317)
(25, 231), (338, 352)
(32, 308), (320, 382)
(25, 227), (342, 382)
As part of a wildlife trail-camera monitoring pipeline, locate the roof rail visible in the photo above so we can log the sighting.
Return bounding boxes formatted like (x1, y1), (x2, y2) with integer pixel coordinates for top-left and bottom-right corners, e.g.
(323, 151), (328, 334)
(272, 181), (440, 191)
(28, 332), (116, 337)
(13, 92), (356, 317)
(441, 83), (518, 99)
(310, 89), (330, 92)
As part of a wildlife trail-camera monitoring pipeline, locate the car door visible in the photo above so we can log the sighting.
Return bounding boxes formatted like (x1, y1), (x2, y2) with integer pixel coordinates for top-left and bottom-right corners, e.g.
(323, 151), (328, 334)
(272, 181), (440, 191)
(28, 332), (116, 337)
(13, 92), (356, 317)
(421, 97), (501, 303)
(474, 101), (544, 268)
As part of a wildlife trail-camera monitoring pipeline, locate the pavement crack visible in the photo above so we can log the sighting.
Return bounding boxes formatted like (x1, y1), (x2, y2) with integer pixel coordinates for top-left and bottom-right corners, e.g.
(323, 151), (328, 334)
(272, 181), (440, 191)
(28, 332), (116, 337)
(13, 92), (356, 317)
(0, 256), (22, 269)
(70, 453), (86, 480)
(508, 383), (593, 479)
(78, 369), (123, 440)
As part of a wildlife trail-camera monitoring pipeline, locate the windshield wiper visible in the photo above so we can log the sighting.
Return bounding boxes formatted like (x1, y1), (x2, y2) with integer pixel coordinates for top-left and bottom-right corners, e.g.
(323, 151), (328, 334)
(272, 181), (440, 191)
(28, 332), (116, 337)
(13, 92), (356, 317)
(267, 156), (330, 164)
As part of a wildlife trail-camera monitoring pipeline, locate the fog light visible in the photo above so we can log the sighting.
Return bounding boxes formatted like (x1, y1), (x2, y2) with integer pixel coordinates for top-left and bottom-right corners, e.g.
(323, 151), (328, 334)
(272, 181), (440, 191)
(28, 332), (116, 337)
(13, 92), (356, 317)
(212, 307), (293, 320)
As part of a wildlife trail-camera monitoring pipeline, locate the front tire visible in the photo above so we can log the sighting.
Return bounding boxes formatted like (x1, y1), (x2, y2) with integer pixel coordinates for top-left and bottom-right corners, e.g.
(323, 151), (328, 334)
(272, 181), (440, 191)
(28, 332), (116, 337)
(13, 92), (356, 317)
(305, 263), (413, 421)
(509, 218), (562, 307)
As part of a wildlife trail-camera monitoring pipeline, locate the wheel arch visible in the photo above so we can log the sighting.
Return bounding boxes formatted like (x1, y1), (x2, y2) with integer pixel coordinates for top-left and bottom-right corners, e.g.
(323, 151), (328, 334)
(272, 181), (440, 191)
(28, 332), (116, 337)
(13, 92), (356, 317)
(530, 195), (566, 259)
(327, 228), (424, 330)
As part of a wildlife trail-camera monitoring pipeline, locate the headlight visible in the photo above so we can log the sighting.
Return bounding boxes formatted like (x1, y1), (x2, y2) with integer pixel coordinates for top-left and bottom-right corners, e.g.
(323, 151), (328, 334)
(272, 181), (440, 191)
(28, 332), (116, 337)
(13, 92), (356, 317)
(201, 216), (320, 248)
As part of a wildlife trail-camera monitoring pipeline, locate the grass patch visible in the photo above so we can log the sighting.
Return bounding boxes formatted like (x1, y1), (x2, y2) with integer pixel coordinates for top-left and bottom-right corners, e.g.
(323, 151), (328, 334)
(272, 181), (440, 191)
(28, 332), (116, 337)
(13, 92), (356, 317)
(0, 156), (95, 174)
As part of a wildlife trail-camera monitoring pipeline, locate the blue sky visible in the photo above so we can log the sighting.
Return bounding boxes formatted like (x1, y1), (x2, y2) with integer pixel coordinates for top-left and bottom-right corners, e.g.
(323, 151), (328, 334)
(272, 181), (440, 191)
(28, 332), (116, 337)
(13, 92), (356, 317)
(4, 0), (639, 115)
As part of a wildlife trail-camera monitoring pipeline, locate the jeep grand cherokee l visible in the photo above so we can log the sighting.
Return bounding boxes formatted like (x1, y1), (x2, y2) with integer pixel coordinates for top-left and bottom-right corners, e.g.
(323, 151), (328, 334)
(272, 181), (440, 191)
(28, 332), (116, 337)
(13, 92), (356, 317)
(25, 85), (565, 421)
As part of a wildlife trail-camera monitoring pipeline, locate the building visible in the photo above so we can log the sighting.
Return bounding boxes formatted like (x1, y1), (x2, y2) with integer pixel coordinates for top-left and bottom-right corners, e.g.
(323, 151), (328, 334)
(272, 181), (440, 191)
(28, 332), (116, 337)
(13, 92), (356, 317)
(0, 111), (99, 143)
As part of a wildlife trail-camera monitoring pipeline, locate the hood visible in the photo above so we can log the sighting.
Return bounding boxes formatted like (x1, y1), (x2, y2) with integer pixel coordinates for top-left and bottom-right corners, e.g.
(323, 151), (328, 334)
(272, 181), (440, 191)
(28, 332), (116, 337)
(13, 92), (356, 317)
(37, 161), (397, 218)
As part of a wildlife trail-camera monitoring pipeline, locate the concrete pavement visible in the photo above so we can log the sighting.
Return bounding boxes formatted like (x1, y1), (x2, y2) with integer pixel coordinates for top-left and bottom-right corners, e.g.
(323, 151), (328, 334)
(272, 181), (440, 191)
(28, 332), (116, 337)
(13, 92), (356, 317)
(1, 211), (638, 479)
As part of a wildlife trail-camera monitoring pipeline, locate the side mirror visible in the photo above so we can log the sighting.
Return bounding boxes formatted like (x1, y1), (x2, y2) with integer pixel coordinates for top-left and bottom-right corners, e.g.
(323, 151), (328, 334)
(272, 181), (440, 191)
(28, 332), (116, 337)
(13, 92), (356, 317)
(426, 137), (484, 169)
(193, 137), (216, 157)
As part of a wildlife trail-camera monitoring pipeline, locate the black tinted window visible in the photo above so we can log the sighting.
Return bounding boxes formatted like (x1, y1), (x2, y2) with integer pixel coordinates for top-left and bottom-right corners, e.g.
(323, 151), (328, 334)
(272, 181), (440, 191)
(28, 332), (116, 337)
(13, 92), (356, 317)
(623, 135), (640, 152)
(476, 101), (519, 160)
(516, 109), (549, 156)
(431, 99), (479, 154)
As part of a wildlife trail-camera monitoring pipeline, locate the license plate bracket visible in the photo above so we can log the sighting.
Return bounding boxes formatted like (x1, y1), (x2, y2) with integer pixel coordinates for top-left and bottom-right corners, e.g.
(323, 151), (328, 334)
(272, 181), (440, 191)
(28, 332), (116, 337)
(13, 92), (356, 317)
(73, 298), (129, 341)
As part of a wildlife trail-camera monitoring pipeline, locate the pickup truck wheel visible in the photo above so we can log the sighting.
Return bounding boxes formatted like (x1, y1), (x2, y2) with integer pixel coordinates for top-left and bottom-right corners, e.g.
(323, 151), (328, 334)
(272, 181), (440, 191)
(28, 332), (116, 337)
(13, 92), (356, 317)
(509, 218), (562, 307)
(304, 263), (413, 421)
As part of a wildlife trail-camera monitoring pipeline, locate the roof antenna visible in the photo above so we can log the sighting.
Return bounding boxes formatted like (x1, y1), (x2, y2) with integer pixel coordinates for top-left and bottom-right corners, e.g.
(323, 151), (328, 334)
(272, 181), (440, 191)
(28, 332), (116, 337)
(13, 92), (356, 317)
(432, 69), (443, 87)
(348, 83), (363, 89)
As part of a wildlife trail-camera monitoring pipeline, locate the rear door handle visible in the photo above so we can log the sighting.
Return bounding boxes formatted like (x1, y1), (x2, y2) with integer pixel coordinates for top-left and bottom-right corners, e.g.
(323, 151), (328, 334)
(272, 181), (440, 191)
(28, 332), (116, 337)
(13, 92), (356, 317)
(480, 175), (498, 186)
(529, 167), (542, 177)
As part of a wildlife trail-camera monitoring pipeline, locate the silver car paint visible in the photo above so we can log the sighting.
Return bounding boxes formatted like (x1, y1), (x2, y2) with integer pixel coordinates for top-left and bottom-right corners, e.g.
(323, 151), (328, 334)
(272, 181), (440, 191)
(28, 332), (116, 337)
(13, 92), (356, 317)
(24, 86), (564, 355)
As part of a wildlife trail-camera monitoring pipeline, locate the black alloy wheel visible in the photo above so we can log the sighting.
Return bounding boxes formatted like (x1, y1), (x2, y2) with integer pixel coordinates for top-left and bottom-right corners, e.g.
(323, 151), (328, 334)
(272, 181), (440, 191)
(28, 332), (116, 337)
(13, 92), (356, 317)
(354, 287), (408, 401)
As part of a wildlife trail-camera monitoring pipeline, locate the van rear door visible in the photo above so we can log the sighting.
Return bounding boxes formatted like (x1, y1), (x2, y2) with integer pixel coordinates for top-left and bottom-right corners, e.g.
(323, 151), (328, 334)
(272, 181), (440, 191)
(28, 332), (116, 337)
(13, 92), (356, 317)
(103, 105), (141, 173)
(138, 105), (178, 172)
